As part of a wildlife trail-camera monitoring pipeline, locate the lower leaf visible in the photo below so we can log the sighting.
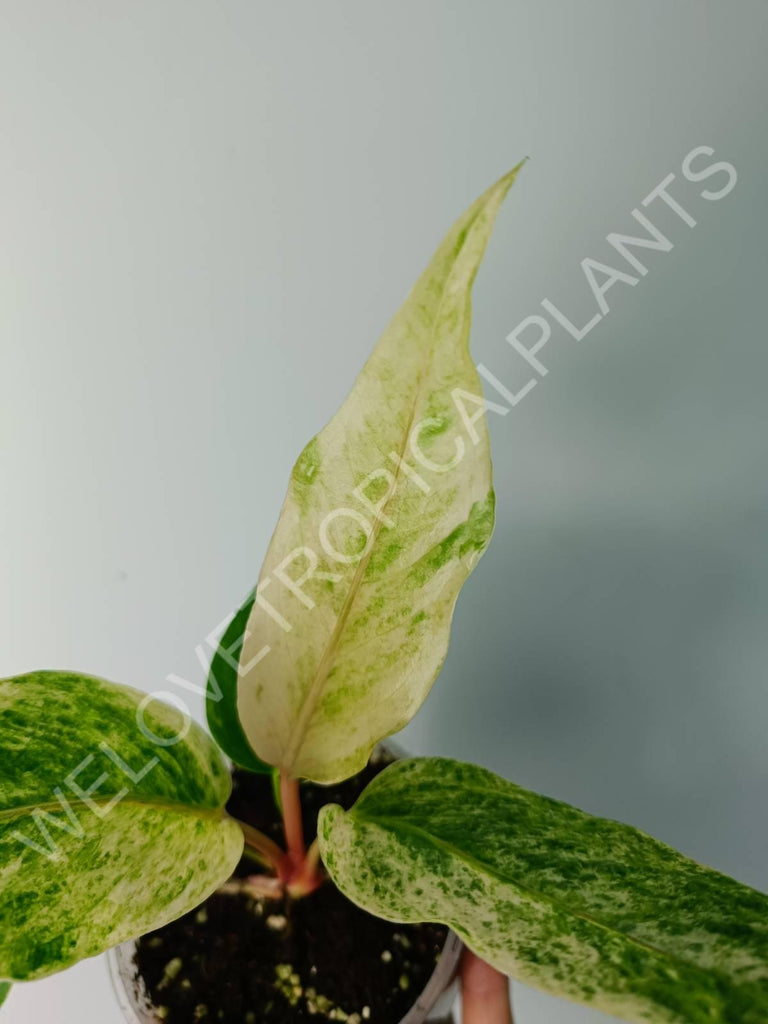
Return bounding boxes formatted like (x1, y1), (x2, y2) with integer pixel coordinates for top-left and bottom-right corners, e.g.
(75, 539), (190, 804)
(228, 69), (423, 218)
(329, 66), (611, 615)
(318, 757), (768, 1024)
(0, 671), (243, 980)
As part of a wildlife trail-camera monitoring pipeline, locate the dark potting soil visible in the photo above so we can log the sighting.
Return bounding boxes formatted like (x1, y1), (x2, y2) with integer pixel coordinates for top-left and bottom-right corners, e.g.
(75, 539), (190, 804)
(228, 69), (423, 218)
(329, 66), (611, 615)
(133, 754), (449, 1024)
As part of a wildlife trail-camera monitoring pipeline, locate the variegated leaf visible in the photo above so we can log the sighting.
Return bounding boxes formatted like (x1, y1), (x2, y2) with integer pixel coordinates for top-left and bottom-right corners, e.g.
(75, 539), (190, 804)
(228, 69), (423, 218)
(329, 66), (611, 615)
(318, 757), (768, 1024)
(0, 671), (243, 981)
(236, 167), (524, 783)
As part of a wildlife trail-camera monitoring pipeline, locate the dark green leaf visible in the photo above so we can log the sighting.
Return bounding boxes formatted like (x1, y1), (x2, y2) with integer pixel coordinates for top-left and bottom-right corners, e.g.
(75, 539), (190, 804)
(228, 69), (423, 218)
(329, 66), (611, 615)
(205, 590), (271, 773)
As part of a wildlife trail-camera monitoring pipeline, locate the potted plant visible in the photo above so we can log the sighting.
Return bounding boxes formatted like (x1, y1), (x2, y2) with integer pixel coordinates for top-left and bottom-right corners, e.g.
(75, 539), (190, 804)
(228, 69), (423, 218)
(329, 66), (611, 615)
(1, 167), (767, 1024)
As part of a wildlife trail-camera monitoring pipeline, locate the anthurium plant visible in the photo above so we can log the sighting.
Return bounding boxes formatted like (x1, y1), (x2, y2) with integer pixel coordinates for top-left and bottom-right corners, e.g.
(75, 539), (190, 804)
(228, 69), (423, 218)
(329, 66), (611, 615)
(2, 167), (767, 1024)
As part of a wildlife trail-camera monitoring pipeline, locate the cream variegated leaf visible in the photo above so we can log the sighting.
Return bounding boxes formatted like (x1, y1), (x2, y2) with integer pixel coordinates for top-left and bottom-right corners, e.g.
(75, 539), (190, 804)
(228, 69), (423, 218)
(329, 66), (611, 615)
(0, 671), (243, 981)
(237, 167), (523, 783)
(318, 758), (768, 1024)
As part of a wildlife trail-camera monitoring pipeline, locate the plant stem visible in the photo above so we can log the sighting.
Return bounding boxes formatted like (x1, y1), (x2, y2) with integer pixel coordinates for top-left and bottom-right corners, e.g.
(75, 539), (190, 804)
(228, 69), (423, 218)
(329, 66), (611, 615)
(280, 769), (306, 867)
(304, 837), (320, 876)
(234, 818), (289, 879)
(287, 837), (323, 897)
(232, 774), (324, 898)
(278, 770), (324, 895)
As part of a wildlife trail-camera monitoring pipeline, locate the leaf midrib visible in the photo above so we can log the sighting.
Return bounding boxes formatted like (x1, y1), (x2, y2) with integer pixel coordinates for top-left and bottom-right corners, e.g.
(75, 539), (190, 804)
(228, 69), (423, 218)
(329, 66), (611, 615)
(0, 794), (229, 825)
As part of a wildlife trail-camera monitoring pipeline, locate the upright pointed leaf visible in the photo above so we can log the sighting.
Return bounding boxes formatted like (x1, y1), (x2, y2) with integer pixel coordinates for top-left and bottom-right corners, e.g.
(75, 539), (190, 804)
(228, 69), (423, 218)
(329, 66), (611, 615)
(318, 758), (768, 1024)
(0, 982), (10, 1007)
(0, 671), (243, 981)
(236, 166), (524, 783)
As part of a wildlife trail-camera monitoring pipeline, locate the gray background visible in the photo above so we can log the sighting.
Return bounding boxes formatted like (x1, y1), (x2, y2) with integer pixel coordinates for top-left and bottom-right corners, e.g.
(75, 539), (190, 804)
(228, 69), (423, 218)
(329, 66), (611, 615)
(2, 2), (767, 1022)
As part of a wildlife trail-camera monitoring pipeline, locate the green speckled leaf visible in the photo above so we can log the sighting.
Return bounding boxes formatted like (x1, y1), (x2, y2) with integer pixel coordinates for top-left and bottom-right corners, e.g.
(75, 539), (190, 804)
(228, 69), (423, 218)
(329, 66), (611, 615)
(318, 757), (768, 1024)
(0, 982), (9, 1006)
(205, 590), (271, 773)
(237, 167), (524, 783)
(0, 671), (243, 981)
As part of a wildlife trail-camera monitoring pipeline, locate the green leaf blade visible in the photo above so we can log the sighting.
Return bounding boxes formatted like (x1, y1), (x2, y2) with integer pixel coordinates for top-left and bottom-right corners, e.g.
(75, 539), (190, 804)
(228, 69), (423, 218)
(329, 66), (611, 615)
(0, 671), (243, 981)
(318, 757), (768, 1023)
(205, 590), (272, 773)
(237, 166), (525, 783)
(0, 982), (10, 1007)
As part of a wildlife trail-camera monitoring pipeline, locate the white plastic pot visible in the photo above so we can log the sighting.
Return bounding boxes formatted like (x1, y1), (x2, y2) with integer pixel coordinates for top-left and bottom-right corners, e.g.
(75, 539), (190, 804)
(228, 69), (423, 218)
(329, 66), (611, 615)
(108, 928), (462, 1024)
